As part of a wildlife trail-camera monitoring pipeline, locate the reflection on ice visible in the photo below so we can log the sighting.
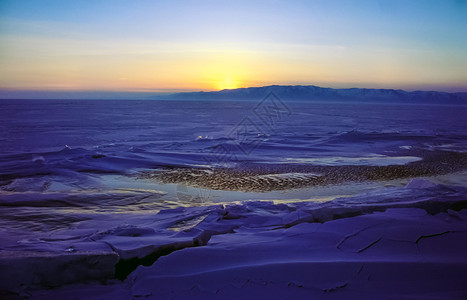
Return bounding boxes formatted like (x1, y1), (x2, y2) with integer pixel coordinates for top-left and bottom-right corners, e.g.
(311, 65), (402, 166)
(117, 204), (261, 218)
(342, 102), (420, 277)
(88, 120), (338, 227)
(283, 155), (422, 166)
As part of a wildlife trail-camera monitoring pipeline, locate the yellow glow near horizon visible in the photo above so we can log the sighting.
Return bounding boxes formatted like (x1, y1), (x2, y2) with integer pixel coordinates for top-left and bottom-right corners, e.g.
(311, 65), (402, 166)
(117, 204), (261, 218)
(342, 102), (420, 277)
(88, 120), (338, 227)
(0, 34), (466, 93)
(217, 78), (239, 90)
(197, 52), (251, 91)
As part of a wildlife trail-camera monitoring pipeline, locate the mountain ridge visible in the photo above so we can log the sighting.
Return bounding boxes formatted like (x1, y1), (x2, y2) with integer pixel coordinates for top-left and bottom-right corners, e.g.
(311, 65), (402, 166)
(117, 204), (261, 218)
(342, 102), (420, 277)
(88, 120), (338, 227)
(159, 85), (467, 104)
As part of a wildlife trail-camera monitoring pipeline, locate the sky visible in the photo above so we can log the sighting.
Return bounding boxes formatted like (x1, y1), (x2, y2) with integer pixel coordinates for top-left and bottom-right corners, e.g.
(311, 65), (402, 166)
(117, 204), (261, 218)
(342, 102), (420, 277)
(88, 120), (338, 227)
(0, 0), (466, 93)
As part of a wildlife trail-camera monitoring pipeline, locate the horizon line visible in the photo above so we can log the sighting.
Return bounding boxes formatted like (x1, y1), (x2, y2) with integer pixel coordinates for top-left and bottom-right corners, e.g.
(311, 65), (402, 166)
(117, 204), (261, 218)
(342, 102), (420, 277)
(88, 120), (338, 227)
(1, 83), (467, 96)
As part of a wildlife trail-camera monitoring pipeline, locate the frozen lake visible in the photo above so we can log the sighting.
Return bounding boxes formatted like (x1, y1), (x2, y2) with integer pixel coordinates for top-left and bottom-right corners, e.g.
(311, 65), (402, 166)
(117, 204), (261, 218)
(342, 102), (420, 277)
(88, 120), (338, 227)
(0, 98), (466, 298)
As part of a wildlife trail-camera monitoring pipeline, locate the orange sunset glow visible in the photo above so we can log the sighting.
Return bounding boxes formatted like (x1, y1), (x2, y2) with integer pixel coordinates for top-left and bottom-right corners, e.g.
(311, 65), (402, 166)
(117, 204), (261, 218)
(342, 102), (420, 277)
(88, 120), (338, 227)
(0, 1), (466, 93)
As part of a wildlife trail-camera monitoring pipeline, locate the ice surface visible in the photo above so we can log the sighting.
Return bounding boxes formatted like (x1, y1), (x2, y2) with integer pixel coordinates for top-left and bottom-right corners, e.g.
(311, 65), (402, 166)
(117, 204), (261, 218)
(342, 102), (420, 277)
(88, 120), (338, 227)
(0, 181), (466, 298)
(283, 155), (422, 166)
(1, 100), (466, 298)
(405, 178), (438, 189)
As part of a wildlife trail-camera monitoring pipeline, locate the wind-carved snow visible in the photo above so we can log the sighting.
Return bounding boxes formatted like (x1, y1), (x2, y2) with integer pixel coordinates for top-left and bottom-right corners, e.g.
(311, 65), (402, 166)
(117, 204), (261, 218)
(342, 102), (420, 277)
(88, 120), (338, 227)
(1, 180), (466, 298)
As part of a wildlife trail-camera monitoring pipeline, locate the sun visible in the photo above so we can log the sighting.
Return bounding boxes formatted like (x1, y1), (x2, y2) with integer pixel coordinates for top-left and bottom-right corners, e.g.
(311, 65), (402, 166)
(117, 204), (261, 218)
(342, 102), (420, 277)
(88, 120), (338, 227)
(217, 78), (238, 90)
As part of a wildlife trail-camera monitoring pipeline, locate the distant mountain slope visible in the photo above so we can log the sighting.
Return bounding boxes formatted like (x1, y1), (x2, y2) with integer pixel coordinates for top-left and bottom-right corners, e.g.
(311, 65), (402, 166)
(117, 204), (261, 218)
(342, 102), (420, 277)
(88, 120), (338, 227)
(159, 85), (467, 104)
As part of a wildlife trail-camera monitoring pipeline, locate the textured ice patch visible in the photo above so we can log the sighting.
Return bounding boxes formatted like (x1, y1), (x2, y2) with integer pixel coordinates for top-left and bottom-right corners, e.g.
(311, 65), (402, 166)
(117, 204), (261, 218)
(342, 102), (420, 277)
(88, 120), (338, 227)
(256, 173), (321, 181)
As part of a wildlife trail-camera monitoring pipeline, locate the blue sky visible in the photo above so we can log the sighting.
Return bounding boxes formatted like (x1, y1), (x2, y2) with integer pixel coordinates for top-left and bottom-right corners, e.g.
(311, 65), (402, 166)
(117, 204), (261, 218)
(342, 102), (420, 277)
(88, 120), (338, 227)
(0, 0), (466, 92)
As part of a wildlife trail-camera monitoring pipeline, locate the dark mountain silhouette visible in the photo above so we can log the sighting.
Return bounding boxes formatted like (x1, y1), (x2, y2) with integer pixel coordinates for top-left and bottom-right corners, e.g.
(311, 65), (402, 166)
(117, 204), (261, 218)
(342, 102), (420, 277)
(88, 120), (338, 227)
(160, 85), (467, 104)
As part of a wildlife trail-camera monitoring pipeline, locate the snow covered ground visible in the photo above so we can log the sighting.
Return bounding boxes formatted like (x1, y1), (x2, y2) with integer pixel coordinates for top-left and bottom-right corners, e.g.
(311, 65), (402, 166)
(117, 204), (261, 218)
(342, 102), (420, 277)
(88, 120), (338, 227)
(0, 179), (466, 299)
(1, 100), (466, 298)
